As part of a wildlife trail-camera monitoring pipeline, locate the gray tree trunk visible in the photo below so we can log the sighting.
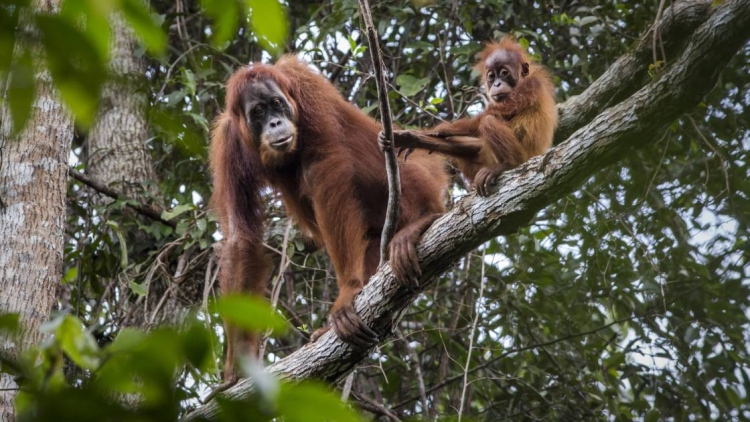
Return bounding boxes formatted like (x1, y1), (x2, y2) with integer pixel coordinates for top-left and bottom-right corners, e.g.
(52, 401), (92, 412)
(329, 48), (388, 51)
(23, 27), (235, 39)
(85, 11), (198, 329)
(86, 12), (156, 201)
(0, 1), (72, 420)
(184, 0), (750, 419)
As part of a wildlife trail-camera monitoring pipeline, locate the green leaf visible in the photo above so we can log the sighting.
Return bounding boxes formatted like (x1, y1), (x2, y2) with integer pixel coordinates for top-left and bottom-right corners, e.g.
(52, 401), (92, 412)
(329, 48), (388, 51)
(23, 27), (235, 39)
(175, 219), (190, 236)
(246, 0), (288, 56)
(211, 295), (287, 334)
(725, 387), (743, 408)
(119, 0), (166, 55)
(200, 0), (239, 47)
(396, 74), (430, 97)
(6, 48), (35, 134)
(361, 103), (378, 115)
(352, 45), (367, 57)
(0, 2), (22, 75)
(196, 218), (207, 232)
(61, 0), (114, 60)
(183, 68), (196, 96)
(129, 280), (147, 296)
(451, 42), (478, 56)
(645, 409), (661, 422)
(56, 316), (101, 370)
(161, 203), (194, 220)
(405, 41), (433, 51)
(107, 328), (146, 354)
(62, 267), (78, 284)
(36, 15), (106, 128)
(0, 313), (20, 334)
(106, 221), (128, 268)
(577, 16), (598, 27)
(181, 320), (214, 371)
(277, 381), (362, 422)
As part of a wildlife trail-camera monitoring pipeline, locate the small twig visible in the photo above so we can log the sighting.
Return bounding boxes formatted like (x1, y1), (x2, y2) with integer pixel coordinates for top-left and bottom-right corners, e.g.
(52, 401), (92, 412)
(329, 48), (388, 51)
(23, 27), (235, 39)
(202, 252), (218, 310)
(149, 248), (192, 324)
(173, 250), (190, 281)
(457, 250), (485, 421)
(688, 116), (733, 210)
(157, 42), (204, 98)
(69, 167), (175, 228)
(634, 129), (671, 209)
(149, 282), (177, 325)
(312, 57), (445, 122)
(260, 220), (293, 357)
(329, 49), (353, 84)
(352, 392), (403, 422)
(340, 371), (355, 401)
(356, 0), (401, 264)
(202, 380), (237, 405)
(270, 221), (293, 307)
(275, 298), (311, 341)
(396, 328), (429, 415)
(437, 38), (455, 119)
(652, 0), (668, 66)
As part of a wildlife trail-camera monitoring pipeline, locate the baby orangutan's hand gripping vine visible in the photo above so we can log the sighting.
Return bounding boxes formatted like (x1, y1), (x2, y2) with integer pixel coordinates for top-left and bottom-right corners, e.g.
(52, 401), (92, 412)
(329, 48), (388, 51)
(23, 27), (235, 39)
(381, 36), (557, 196)
(379, 36), (557, 284)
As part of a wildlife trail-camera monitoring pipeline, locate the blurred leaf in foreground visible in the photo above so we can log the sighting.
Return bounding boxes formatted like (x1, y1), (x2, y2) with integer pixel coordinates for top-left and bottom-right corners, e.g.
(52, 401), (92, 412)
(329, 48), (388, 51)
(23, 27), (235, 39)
(246, 0), (288, 56)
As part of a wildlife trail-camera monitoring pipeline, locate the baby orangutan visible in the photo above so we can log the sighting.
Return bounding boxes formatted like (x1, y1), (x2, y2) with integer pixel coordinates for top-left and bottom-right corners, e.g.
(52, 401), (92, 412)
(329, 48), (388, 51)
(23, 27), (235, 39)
(379, 36), (557, 285)
(382, 36), (557, 196)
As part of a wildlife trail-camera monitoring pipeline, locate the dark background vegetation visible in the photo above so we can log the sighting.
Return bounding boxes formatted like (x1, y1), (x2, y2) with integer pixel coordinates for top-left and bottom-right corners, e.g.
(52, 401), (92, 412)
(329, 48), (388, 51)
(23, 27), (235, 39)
(1, 0), (748, 420)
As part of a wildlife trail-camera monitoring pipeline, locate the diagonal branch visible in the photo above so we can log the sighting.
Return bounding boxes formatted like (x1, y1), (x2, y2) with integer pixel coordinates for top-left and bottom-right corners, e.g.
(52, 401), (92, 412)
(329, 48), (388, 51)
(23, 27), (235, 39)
(69, 167), (175, 228)
(184, 1), (750, 419)
(555, 0), (713, 142)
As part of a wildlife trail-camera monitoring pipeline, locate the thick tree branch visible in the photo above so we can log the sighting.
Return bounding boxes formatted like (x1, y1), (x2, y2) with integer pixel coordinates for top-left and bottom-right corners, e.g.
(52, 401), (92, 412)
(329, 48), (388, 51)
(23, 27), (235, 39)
(555, 0), (713, 142)
(68, 168), (175, 228)
(184, 1), (750, 419)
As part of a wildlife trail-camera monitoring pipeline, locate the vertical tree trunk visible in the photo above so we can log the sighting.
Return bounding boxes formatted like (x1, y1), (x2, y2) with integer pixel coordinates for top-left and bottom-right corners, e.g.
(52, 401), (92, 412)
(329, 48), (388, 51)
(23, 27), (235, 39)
(86, 11), (157, 201)
(0, 1), (72, 419)
(86, 11), (196, 329)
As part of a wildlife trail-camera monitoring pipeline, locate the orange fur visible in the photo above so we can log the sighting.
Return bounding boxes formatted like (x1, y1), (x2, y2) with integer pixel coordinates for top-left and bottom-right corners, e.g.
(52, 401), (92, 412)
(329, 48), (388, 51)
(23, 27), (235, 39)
(381, 37), (558, 283)
(392, 36), (558, 194)
(210, 56), (449, 380)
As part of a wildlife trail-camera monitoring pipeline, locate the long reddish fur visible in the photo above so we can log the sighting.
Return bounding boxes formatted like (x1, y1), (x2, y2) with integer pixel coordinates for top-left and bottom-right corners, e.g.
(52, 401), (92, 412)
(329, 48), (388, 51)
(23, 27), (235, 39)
(210, 56), (448, 379)
(392, 37), (557, 185)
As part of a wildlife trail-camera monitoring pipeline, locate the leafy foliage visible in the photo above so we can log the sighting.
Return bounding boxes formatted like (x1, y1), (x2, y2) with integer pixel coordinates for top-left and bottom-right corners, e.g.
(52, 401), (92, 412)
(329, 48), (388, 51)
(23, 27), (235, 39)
(1, 309), (361, 422)
(2, 0), (748, 420)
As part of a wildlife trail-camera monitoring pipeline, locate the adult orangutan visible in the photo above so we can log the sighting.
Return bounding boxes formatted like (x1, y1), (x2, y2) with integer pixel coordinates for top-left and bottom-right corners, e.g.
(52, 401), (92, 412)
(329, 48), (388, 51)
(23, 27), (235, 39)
(210, 56), (448, 380)
(383, 36), (557, 196)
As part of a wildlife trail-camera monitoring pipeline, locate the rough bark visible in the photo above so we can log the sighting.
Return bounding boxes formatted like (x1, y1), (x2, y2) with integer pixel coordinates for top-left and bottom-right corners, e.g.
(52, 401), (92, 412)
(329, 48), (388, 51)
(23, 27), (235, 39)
(184, 0), (750, 419)
(86, 11), (157, 201)
(84, 11), (199, 329)
(0, 1), (72, 420)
